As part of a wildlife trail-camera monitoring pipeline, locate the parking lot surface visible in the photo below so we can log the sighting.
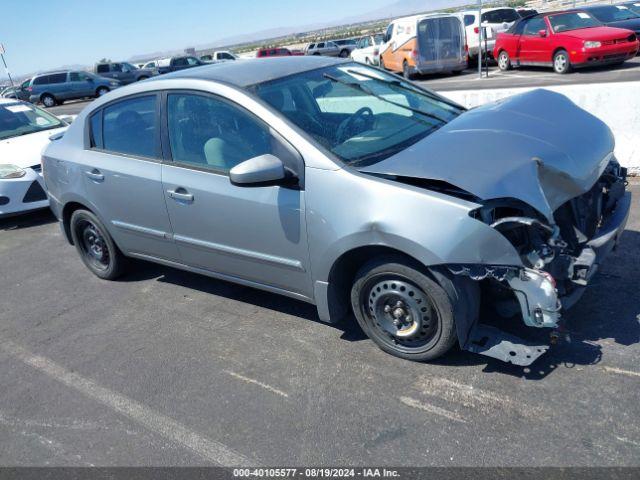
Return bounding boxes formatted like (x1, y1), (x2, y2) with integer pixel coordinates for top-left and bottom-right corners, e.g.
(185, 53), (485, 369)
(0, 182), (638, 466)
(45, 57), (640, 116)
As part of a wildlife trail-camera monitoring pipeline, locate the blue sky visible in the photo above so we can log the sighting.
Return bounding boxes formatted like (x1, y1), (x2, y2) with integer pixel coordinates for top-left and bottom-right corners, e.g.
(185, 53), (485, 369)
(1, 0), (398, 77)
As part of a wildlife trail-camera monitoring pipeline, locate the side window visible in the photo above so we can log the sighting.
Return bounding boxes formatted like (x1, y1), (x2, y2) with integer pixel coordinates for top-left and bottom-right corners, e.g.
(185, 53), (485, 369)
(49, 73), (67, 84)
(385, 23), (394, 41)
(89, 111), (103, 149)
(111, 63), (123, 72)
(464, 15), (475, 26)
(96, 64), (109, 73)
(317, 42), (325, 48)
(167, 93), (280, 173)
(187, 57), (199, 66)
(523, 17), (547, 35)
(69, 72), (80, 82)
(102, 95), (157, 158)
(173, 57), (187, 66)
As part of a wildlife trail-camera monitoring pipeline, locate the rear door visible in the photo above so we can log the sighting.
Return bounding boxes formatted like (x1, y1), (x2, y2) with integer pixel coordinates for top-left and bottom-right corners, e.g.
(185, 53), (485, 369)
(417, 17), (465, 68)
(82, 93), (179, 261)
(160, 91), (312, 297)
(68, 72), (94, 99)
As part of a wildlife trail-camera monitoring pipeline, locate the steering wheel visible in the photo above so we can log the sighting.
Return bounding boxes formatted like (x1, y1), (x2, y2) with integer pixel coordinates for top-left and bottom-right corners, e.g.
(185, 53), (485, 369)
(336, 107), (374, 144)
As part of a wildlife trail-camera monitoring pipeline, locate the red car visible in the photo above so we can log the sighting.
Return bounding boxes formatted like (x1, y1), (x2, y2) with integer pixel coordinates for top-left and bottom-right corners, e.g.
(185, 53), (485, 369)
(256, 47), (304, 58)
(494, 10), (639, 74)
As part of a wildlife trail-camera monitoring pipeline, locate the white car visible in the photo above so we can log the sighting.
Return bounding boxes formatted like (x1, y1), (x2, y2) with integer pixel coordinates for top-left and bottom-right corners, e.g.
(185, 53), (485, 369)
(350, 34), (385, 65)
(456, 7), (521, 61)
(0, 99), (68, 217)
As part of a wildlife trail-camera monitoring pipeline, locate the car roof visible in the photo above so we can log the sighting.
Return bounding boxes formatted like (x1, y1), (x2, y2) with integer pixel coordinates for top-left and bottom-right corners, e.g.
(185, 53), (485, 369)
(154, 56), (344, 88)
(34, 70), (69, 77)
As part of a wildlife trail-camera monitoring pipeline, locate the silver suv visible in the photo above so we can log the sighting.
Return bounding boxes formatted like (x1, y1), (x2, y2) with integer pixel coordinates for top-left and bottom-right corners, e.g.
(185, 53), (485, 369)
(305, 41), (342, 56)
(43, 57), (630, 366)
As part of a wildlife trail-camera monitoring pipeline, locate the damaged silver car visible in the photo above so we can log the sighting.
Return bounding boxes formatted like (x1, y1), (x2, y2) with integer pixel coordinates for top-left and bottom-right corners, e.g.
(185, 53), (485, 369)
(43, 57), (631, 366)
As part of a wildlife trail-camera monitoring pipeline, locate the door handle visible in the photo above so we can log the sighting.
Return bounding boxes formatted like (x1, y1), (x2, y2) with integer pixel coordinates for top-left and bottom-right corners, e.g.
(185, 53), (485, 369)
(167, 188), (194, 203)
(85, 169), (104, 182)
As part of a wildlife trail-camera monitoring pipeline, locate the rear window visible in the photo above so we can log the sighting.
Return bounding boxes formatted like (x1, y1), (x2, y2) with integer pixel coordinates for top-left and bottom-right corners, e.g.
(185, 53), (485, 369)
(102, 95), (157, 158)
(482, 9), (520, 23)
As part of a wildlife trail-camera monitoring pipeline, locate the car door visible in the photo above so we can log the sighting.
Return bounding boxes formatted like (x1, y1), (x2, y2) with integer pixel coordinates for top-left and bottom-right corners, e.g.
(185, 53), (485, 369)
(68, 72), (93, 99)
(83, 93), (180, 261)
(518, 17), (550, 64)
(160, 91), (313, 297)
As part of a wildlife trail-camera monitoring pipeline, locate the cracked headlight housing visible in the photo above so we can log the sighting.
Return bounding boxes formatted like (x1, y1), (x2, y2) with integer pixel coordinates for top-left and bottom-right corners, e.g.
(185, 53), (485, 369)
(0, 164), (26, 179)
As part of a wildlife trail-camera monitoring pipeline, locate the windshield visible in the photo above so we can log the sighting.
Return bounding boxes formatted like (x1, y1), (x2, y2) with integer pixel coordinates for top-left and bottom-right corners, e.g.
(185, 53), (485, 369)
(548, 12), (601, 32)
(250, 64), (463, 167)
(0, 102), (64, 140)
(589, 5), (640, 22)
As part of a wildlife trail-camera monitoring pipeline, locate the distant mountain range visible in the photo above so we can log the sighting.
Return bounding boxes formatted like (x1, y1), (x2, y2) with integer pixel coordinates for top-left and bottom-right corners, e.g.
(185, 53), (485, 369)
(3, 0), (473, 81)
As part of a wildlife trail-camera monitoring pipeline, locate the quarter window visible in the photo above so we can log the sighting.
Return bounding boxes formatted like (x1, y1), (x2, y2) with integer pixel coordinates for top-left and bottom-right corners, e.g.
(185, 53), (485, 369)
(167, 93), (290, 174)
(102, 95), (157, 158)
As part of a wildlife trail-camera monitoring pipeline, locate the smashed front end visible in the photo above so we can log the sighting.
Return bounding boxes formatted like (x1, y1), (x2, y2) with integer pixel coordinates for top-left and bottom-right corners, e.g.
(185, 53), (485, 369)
(451, 159), (631, 365)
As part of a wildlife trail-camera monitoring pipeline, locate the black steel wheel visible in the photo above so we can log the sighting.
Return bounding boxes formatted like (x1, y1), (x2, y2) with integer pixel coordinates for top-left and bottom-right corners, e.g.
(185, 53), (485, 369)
(351, 256), (457, 362)
(70, 209), (126, 280)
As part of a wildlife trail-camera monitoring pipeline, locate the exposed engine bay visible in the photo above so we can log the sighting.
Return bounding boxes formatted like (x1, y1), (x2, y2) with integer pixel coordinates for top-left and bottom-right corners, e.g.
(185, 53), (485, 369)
(447, 159), (630, 365)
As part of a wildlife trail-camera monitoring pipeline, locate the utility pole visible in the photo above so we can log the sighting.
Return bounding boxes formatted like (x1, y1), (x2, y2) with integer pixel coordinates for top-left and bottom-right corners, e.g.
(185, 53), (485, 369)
(0, 44), (15, 88)
(478, 0), (483, 79)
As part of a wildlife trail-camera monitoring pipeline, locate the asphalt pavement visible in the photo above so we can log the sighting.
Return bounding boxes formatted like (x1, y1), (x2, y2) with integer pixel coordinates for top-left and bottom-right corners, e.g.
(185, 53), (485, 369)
(45, 56), (640, 116)
(0, 183), (638, 466)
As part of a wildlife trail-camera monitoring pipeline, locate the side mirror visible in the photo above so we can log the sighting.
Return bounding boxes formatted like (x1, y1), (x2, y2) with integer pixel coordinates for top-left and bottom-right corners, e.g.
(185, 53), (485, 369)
(538, 29), (547, 38)
(229, 154), (287, 186)
(58, 114), (75, 124)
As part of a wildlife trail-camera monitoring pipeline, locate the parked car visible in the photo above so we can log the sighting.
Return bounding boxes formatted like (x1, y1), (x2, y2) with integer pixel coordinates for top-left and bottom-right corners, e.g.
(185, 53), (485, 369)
(22, 71), (121, 107)
(0, 99), (68, 216)
(1, 86), (21, 99)
(42, 57), (630, 366)
(142, 60), (159, 70)
(200, 51), (237, 62)
(95, 62), (156, 85)
(156, 56), (206, 74)
(494, 11), (639, 74)
(350, 34), (385, 65)
(256, 47), (298, 57)
(620, 1), (640, 16)
(456, 7), (521, 61)
(332, 39), (359, 58)
(305, 41), (342, 57)
(380, 14), (467, 78)
(578, 4), (640, 38)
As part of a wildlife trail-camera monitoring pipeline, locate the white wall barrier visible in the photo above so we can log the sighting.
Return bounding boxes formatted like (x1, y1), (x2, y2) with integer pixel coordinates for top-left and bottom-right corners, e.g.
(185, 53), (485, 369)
(440, 81), (640, 175)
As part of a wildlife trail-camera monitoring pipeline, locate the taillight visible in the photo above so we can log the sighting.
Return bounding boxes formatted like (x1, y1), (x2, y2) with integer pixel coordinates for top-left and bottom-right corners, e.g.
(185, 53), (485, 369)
(411, 49), (418, 59)
(474, 27), (479, 34)
(26, 87), (33, 92)
(373, 48), (379, 56)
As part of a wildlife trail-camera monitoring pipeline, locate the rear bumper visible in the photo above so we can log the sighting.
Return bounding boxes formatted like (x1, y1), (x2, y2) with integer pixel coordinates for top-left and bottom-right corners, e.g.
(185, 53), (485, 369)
(415, 58), (467, 74)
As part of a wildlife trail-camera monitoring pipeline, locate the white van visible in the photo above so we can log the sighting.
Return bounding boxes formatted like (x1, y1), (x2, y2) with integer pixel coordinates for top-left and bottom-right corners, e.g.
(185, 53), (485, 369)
(379, 13), (467, 79)
(455, 7), (521, 61)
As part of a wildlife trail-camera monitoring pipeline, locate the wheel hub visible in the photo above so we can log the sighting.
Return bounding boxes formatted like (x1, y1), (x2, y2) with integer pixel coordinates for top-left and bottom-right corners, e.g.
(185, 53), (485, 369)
(82, 224), (108, 265)
(367, 279), (435, 340)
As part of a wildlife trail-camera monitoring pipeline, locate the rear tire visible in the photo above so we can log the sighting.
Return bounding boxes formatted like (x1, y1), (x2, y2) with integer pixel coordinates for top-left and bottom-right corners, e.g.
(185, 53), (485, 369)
(402, 60), (413, 80)
(497, 50), (512, 71)
(70, 209), (127, 280)
(339, 49), (350, 58)
(350, 256), (457, 362)
(380, 58), (386, 70)
(137, 76), (149, 81)
(41, 94), (56, 108)
(553, 49), (571, 74)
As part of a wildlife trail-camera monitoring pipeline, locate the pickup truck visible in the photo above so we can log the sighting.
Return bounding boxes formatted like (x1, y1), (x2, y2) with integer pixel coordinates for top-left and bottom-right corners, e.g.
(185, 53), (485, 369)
(94, 62), (155, 85)
(156, 56), (206, 74)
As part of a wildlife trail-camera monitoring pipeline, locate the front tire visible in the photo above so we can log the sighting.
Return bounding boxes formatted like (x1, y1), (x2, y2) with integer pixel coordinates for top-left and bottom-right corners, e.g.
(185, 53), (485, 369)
(339, 49), (350, 58)
(96, 86), (109, 97)
(553, 50), (571, 74)
(497, 50), (512, 71)
(351, 256), (457, 362)
(70, 209), (127, 280)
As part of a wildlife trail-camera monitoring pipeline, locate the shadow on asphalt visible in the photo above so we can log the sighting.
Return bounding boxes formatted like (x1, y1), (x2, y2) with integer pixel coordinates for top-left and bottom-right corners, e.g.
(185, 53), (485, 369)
(0, 208), (57, 231)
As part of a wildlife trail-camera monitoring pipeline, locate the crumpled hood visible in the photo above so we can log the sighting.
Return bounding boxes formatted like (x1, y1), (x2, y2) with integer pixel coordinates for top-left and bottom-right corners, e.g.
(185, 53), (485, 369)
(359, 89), (614, 222)
(0, 127), (67, 169)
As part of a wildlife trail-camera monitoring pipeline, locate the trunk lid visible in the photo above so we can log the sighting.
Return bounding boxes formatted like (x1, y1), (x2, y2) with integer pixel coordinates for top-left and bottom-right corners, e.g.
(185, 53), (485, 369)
(359, 89), (614, 222)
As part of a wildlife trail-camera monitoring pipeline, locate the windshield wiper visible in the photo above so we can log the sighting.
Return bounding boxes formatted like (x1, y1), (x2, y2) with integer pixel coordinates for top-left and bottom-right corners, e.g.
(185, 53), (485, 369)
(344, 68), (464, 111)
(322, 73), (448, 124)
